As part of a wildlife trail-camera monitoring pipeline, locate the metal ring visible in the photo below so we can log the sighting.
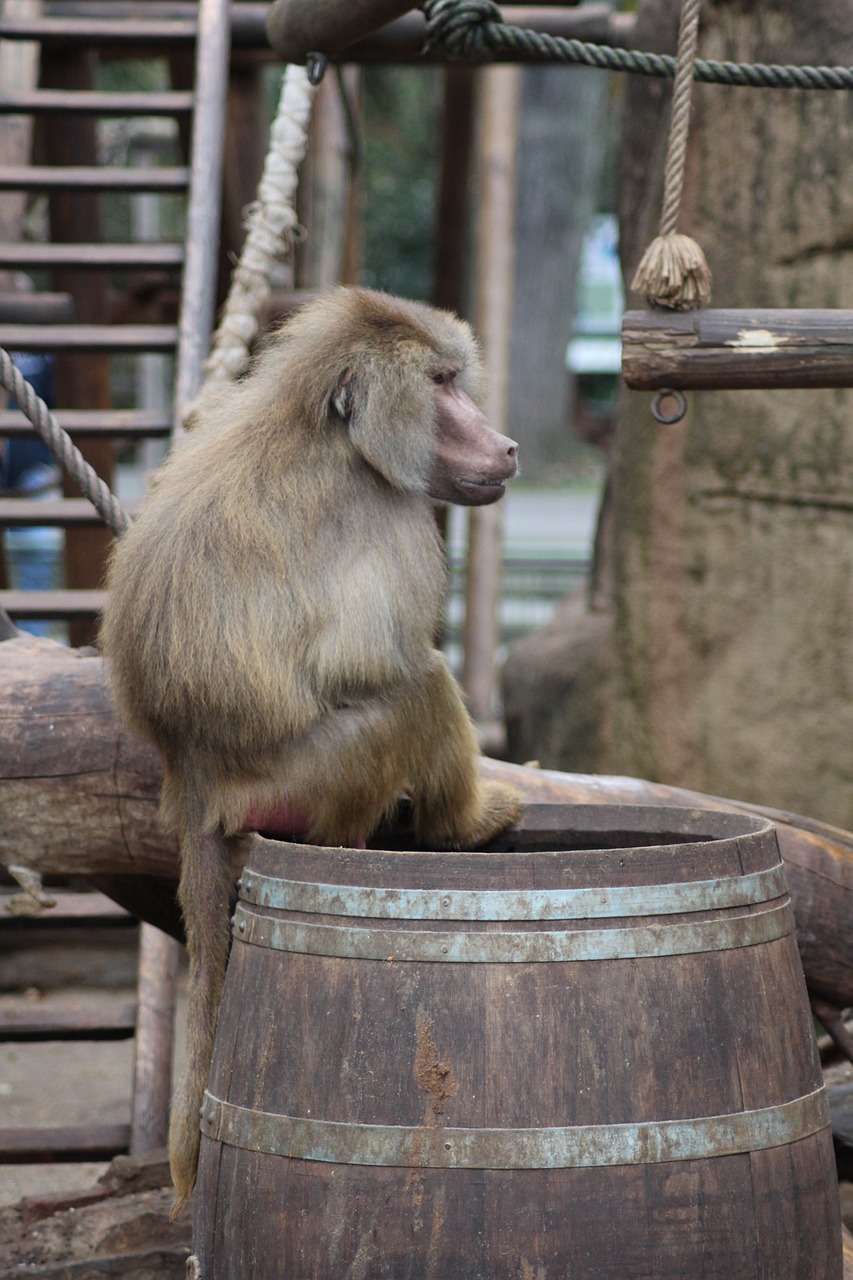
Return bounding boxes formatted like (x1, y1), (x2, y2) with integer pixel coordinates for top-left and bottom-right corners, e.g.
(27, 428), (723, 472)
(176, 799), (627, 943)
(306, 52), (329, 86)
(651, 388), (688, 424)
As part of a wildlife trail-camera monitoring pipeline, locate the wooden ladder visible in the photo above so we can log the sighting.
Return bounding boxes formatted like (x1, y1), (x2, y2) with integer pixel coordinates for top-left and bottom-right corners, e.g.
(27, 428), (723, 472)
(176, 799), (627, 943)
(0, 0), (230, 1166)
(0, 0), (230, 636)
(0, 891), (180, 1164)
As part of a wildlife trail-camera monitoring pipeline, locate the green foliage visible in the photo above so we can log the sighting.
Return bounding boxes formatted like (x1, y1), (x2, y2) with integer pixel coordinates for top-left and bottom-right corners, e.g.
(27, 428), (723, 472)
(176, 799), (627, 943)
(359, 67), (443, 301)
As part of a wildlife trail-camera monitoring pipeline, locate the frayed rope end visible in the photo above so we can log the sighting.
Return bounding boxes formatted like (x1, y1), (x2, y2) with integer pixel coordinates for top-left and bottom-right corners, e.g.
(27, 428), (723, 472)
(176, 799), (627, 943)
(631, 232), (712, 311)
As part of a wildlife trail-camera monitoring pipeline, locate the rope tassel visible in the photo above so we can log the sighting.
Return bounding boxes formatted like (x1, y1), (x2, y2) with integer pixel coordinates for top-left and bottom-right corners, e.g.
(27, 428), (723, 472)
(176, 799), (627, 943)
(632, 230), (711, 311)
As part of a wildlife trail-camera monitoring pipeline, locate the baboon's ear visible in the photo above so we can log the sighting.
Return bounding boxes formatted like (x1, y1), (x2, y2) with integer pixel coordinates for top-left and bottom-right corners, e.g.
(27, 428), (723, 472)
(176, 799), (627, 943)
(343, 361), (435, 494)
(331, 369), (354, 421)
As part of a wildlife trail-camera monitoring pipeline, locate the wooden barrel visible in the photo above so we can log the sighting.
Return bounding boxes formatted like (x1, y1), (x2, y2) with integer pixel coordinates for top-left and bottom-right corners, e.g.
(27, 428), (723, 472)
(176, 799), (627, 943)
(194, 804), (840, 1279)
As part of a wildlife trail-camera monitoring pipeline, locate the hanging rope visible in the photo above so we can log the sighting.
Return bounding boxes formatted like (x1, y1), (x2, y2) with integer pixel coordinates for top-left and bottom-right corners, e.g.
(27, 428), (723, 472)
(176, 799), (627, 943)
(631, 0), (711, 310)
(187, 63), (317, 416)
(0, 348), (129, 537)
(422, 0), (853, 90)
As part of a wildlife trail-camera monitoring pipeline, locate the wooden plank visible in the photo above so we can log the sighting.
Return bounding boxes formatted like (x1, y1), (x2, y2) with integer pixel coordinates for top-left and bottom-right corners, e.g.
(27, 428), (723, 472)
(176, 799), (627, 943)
(622, 307), (853, 390)
(0, 242), (184, 268)
(0, 588), (107, 618)
(0, 999), (137, 1041)
(0, 89), (194, 116)
(0, 1123), (130, 1162)
(0, 163), (190, 191)
(0, 323), (177, 351)
(0, 408), (172, 437)
(0, 15), (198, 42)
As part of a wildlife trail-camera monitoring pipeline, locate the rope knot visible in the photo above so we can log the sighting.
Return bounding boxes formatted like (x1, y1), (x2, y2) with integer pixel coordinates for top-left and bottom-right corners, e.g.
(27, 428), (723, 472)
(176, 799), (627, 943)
(422, 0), (503, 63)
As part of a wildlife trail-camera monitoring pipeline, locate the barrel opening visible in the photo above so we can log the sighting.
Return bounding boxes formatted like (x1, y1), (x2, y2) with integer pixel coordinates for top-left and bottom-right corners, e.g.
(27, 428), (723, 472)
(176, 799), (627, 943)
(364, 801), (762, 856)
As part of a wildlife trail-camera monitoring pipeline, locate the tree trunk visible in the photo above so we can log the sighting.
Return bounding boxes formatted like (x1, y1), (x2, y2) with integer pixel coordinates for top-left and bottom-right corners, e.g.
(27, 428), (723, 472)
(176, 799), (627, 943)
(609, 0), (853, 827)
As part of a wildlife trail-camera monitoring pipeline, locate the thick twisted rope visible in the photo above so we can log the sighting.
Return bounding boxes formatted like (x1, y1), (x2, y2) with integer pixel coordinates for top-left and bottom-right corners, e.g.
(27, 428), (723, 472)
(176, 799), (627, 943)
(422, 0), (853, 89)
(0, 348), (129, 537)
(658, 0), (700, 240)
(195, 64), (317, 396)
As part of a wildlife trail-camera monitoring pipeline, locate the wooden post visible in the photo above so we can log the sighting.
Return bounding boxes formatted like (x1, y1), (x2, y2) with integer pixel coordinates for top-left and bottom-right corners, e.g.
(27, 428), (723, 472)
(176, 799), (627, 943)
(461, 66), (520, 734)
(431, 66), (476, 317)
(172, 0), (231, 429)
(296, 68), (361, 290)
(130, 923), (181, 1154)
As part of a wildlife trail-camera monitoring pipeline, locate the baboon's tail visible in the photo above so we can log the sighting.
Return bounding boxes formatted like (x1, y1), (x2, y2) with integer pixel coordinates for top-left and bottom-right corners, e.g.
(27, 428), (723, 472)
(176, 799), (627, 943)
(169, 818), (235, 1218)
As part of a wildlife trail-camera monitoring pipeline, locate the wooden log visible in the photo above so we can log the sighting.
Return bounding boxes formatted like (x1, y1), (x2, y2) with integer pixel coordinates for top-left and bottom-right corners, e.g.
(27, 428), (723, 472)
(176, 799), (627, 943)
(266, 4), (634, 64)
(622, 308), (853, 391)
(2, 634), (853, 1009)
(266, 0), (418, 62)
(0, 634), (179, 880)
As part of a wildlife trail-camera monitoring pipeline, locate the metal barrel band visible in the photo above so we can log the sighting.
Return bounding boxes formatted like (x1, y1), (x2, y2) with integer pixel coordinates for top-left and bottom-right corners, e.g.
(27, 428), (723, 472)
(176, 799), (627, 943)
(200, 1087), (828, 1170)
(231, 899), (794, 962)
(238, 863), (788, 921)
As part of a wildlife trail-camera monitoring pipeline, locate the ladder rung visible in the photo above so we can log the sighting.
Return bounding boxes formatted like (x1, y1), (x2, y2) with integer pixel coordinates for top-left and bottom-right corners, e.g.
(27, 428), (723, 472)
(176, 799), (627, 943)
(0, 409), (172, 438)
(0, 15), (197, 44)
(0, 243), (184, 269)
(0, 589), (108, 618)
(0, 292), (73, 324)
(0, 165), (190, 192)
(0, 1124), (131, 1162)
(0, 89), (194, 117)
(0, 499), (137, 527)
(0, 1000), (137, 1043)
(0, 890), (133, 925)
(0, 324), (178, 352)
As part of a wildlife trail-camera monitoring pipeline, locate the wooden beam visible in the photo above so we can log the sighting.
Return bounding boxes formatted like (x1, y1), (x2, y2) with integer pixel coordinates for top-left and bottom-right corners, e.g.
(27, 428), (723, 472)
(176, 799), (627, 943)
(622, 308), (853, 391)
